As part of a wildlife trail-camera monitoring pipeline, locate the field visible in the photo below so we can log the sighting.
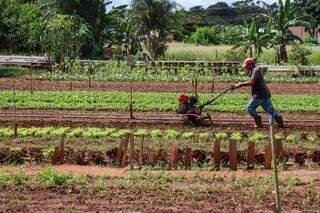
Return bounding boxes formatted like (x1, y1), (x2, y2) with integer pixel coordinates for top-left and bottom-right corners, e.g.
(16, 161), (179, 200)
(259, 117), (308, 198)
(1, 63), (320, 212)
(0, 166), (320, 212)
(165, 43), (320, 65)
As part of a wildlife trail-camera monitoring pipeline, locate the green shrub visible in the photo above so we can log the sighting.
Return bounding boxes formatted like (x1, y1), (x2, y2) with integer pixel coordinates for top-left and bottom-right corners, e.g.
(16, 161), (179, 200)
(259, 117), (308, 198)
(186, 27), (220, 45)
(290, 44), (311, 65)
(304, 37), (319, 46)
(37, 166), (75, 187)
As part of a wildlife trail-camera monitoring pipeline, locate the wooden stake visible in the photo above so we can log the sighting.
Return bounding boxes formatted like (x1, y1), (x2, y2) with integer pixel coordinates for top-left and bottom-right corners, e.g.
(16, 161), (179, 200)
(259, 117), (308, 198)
(211, 81), (215, 93)
(247, 141), (255, 170)
(116, 139), (124, 166)
(12, 80), (17, 138)
(121, 135), (130, 167)
(229, 140), (237, 171)
(138, 136), (144, 170)
(59, 135), (65, 163)
(51, 146), (60, 164)
(77, 150), (85, 165)
(184, 146), (192, 170)
(129, 61), (134, 120)
(213, 139), (221, 170)
(275, 138), (285, 163)
(264, 142), (272, 170)
(88, 71), (91, 88)
(194, 78), (198, 96)
(13, 123), (18, 138)
(129, 134), (134, 170)
(30, 61), (34, 94)
(170, 141), (179, 170)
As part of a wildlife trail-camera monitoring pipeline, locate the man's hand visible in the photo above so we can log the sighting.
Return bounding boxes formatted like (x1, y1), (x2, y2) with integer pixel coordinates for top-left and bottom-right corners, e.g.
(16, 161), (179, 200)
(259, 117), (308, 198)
(234, 82), (242, 89)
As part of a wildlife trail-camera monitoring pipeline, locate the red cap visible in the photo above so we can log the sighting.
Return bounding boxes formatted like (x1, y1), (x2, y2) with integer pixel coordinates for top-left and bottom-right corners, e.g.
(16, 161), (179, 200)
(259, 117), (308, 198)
(179, 94), (189, 103)
(242, 58), (255, 68)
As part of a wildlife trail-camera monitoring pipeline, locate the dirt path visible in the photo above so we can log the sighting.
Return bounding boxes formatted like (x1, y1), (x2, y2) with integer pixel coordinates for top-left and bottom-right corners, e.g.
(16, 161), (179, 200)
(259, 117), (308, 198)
(1, 165), (319, 182)
(1, 77), (320, 94)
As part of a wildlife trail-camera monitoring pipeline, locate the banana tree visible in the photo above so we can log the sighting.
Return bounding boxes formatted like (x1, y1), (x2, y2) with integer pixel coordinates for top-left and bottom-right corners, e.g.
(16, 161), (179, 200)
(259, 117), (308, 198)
(270, 0), (310, 63)
(233, 18), (273, 59)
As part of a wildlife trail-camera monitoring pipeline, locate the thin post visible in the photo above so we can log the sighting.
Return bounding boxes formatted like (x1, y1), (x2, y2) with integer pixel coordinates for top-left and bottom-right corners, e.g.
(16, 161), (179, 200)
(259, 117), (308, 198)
(275, 138), (285, 163)
(229, 139), (237, 171)
(88, 68), (91, 88)
(129, 134), (134, 170)
(138, 136), (144, 170)
(170, 141), (179, 170)
(129, 57), (134, 119)
(116, 139), (125, 166)
(270, 117), (281, 213)
(194, 78), (198, 96)
(264, 142), (272, 170)
(30, 62), (34, 94)
(247, 141), (255, 170)
(184, 146), (192, 170)
(12, 80), (17, 138)
(194, 62), (198, 96)
(211, 81), (215, 93)
(121, 135), (130, 167)
(59, 135), (65, 163)
(213, 138), (221, 170)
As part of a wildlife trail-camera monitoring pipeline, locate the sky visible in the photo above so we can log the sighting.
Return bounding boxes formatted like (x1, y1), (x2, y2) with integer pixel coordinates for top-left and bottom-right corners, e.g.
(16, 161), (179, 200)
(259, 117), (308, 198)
(107, 0), (278, 10)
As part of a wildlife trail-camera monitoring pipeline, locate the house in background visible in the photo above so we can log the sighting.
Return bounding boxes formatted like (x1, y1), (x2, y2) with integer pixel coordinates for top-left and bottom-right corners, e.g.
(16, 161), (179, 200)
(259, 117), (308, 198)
(289, 26), (320, 41)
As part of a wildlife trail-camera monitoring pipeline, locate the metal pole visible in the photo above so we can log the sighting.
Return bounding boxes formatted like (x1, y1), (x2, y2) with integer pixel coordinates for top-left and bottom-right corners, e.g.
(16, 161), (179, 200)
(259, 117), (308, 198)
(269, 115), (281, 213)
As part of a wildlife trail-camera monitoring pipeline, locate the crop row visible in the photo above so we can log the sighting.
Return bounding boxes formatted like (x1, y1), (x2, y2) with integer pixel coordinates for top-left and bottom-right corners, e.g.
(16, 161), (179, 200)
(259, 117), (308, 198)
(3, 64), (320, 83)
(1, 91), (320, 112)
(0, 127), (318, 144)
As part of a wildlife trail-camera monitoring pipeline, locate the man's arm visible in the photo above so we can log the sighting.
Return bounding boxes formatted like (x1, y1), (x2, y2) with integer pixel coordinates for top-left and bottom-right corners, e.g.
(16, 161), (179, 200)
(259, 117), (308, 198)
(234, 80), (254, 89)
(234, 68), (260, 89)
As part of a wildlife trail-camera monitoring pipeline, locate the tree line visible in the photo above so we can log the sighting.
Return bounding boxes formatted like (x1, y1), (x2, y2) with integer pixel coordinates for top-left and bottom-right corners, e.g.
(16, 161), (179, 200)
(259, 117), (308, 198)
(0, 0), (319, 64)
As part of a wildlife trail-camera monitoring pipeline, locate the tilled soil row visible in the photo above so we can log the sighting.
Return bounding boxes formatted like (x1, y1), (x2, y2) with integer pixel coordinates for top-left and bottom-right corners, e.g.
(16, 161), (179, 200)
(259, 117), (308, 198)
(1, 168), (320, 212)
(1, 109), (320, 131)
(1, 77), (320, 94)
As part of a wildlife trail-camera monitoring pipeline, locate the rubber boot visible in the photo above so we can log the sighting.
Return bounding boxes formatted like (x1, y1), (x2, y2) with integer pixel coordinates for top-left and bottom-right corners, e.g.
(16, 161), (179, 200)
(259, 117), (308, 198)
(253, 115), (263, 128)
(274, 115), (284, 128)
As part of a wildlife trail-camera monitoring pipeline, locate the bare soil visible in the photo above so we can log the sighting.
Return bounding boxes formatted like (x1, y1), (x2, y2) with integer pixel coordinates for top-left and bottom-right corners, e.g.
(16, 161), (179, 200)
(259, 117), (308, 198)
(1, 109), (320, 131)
(0, 165), (319, 212)
(0, 165), (319, 180)
(1, 77), (320, 94)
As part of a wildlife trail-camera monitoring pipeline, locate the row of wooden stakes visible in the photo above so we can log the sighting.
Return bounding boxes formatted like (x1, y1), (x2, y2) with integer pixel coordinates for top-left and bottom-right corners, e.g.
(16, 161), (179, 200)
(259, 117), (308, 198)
(115, 134), (285, 171)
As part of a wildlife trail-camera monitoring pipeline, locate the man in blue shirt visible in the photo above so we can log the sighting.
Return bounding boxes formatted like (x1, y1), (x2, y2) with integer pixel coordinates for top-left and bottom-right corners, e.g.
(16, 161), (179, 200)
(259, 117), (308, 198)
(234, 58), (284, 128)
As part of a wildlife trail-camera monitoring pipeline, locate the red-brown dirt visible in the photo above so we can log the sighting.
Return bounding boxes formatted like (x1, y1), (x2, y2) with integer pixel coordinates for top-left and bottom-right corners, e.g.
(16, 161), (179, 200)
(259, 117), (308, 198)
(0, 165), (319, 181)
(0, 165), (319, 212)
(1, 109), (320, 131)
(1, 77), (320, 94)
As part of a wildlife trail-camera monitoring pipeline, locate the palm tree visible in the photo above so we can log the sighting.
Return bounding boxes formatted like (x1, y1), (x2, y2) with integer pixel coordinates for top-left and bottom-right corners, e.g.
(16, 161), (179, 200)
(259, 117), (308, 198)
(270, 0), (309, 63)
(233, 19), (273, 59)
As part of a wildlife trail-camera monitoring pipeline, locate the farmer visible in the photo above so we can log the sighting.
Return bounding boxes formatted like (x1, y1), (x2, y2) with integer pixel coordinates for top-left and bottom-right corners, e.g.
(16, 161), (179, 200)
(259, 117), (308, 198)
(177, 95), (205, 126)
(177, 95), (202, 116)
(177, 94), (190, 114)
(233, 58), (284, 128)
